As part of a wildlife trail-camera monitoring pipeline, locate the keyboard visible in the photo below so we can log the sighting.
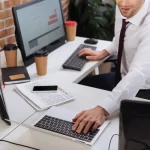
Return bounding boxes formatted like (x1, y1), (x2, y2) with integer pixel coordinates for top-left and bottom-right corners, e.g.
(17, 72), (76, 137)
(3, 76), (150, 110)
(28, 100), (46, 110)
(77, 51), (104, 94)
(62, 44), (97, 71)
(34, 115), (99, 143)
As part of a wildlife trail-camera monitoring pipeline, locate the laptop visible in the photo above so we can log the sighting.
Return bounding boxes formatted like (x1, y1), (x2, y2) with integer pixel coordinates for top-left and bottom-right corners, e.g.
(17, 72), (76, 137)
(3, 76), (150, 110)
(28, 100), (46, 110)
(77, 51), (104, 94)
(119, 100), (150, 150)
(13, 106), (109, 146)
(0, 82), (11, 125)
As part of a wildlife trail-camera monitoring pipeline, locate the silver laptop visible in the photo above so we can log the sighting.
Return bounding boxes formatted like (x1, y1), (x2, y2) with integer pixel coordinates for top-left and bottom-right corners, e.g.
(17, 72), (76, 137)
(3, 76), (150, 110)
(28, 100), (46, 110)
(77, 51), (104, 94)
(29, 106), (110, 146)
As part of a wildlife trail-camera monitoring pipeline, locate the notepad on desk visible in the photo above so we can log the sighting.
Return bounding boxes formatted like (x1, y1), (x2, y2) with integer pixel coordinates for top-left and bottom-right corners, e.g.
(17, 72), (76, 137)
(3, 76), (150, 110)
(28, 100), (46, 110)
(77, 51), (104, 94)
(15, 79), (75, 111)
(1, 66), (30, 85)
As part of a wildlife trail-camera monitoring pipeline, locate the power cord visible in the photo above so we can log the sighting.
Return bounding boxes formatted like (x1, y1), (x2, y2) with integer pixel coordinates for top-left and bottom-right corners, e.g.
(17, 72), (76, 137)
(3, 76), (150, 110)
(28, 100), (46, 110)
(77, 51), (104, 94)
(108, 134), (119, 150)
(0, 139), (40, 150)
(128, 139), (150, 150)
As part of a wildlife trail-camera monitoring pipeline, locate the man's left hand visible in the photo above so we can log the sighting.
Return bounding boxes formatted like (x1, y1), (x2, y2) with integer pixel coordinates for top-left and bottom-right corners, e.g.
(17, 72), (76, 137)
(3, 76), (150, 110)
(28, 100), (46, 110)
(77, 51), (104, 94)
(72, 106), (109, 134)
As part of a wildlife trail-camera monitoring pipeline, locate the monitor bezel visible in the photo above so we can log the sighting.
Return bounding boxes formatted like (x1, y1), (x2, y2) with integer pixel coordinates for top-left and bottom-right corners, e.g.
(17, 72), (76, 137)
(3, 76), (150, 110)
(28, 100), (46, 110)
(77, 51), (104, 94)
(12, 0), (67, 66)
(0, 82), (11, 125)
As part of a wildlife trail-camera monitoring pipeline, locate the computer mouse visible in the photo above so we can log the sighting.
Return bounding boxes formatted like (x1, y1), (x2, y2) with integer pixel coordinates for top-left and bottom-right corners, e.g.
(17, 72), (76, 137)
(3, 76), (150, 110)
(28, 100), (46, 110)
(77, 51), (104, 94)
(84, 38), (98, 45)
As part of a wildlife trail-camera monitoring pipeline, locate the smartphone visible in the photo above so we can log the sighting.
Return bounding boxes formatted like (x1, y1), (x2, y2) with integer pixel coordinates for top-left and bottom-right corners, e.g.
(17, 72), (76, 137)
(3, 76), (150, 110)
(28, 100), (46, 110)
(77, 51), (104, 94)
(32, 85), (58, 92)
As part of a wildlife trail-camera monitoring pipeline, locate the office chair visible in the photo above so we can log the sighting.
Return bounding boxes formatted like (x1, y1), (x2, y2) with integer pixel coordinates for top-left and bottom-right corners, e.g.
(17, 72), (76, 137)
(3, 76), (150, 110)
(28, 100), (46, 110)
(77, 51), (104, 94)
(98, 55), (117, 74)
(104, 55), (117, 67)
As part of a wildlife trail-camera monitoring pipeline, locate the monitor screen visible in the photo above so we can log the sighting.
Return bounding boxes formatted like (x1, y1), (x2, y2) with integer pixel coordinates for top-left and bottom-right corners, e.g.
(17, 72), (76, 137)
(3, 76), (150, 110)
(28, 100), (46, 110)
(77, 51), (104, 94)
(119, 100), (150, 150)
(13, 0), (66, 66)
(0, 82), (11, 125)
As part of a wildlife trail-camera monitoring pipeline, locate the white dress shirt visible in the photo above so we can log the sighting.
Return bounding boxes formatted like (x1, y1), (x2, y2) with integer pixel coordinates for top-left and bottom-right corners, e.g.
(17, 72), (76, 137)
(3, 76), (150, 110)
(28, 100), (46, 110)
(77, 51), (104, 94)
(100, 0), (150, 114)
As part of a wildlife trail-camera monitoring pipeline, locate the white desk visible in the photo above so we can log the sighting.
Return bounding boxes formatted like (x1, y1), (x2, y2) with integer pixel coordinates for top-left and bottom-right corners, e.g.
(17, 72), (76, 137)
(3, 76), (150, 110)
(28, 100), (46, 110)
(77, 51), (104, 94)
(3, 83), (119, 150)
(0, 37), (120, 150)
(26, 37), (111, 83)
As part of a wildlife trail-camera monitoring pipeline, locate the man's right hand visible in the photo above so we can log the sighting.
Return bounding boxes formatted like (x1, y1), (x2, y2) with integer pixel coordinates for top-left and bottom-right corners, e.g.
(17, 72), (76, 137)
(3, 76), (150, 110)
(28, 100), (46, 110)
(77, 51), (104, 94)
(78, 49), (110, 61)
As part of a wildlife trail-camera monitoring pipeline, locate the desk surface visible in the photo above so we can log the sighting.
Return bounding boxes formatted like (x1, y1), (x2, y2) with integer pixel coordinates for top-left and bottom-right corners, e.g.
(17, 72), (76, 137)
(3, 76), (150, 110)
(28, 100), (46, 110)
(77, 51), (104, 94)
(0, 37), (120, 150)
(3, 83), (119, 150)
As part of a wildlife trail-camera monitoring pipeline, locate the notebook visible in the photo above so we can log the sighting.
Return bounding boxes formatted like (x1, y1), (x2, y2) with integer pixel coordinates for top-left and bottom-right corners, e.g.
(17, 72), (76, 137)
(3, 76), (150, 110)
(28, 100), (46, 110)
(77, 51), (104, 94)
(15, 79), (75, 111)
(1, 66), (30, 85)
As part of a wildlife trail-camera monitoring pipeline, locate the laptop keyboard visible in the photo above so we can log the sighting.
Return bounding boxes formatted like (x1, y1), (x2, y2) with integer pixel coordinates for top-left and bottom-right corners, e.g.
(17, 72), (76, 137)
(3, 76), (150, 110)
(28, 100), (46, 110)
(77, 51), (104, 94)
(34, 115), (99, 142)
(62, 44), (97, 71)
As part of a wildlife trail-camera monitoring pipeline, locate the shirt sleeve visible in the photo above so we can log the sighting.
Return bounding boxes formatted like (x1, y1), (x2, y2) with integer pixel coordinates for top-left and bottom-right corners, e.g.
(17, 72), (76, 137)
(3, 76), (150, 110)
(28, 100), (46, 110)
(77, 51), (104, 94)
(106, 37), (118, 55)
(100, 33), (150, 115)
(105, 6), (120, 56)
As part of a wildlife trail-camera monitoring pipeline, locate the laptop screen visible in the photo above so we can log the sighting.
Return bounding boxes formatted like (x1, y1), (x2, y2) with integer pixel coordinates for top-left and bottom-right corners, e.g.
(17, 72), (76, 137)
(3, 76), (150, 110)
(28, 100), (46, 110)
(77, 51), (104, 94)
(0, 82), (11, 125)
(119, 100), (150, 150)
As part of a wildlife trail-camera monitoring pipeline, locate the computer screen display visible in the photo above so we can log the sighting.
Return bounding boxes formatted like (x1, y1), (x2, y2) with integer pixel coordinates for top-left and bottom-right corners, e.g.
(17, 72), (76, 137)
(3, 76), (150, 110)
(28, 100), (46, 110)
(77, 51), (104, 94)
(13, 0), (66, 66)
(119, 100), (150, 150)
(0, 82), (11, 125)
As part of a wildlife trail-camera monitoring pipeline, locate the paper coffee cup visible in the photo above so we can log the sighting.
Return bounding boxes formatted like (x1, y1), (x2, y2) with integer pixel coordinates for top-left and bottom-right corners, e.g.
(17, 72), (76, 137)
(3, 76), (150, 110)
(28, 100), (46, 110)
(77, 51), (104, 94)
(65, 21), (77, 41)
(34, 49), (48, 76)
(4, 44), (18, 67)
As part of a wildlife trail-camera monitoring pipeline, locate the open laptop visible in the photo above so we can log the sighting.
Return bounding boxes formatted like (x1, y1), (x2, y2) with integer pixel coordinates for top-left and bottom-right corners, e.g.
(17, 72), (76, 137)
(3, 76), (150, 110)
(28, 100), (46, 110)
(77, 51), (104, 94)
(0, 82), (11, 125)
(119, 100), (150, 150)
(1, 83), (109, 145)
(22, 106), (109, 146)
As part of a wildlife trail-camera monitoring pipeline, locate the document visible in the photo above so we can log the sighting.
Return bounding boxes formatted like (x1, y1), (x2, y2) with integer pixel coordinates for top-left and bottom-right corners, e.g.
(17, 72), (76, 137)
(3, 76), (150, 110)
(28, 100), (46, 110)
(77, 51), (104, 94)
(15, 79), (75, 111)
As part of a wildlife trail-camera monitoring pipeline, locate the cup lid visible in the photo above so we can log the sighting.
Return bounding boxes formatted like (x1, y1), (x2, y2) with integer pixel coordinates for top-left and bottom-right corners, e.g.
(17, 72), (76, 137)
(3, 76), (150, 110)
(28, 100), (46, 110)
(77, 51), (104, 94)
(34, 48), (49, 57)
(65, 21), (77, 26)
(3, 44), (18, 51)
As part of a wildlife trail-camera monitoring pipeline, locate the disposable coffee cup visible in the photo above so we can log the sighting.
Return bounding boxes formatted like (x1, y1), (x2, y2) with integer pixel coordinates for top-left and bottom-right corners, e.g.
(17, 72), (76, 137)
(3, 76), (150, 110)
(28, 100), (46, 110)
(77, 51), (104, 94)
(3, 44), (18, 67)
(34, 49), (48, 76)
(65, 21), (77, 41)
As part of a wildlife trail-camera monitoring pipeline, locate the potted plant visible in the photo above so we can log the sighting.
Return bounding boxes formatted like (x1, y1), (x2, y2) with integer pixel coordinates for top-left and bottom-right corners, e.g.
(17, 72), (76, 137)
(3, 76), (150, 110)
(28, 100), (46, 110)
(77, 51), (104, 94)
(69, 0), (116, 41)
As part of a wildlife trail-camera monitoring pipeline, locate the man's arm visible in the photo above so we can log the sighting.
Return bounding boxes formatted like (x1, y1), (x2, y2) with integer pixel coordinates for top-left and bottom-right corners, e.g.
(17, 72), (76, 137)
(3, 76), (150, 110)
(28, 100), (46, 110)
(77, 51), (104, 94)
(101, 34), (150, 114)
(73, 34), (150, 133)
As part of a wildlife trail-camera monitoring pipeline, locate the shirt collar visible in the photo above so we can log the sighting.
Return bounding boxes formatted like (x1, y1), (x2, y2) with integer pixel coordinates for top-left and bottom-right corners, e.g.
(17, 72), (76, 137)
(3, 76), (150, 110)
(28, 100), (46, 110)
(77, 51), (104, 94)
(120, 0), (149, 26)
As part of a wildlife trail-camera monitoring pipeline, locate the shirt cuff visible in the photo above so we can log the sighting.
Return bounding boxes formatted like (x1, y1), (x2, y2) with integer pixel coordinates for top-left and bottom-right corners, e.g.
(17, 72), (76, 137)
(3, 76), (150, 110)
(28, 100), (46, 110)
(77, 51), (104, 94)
(106, 44), (117, 56)
(99, 97), (119, 115)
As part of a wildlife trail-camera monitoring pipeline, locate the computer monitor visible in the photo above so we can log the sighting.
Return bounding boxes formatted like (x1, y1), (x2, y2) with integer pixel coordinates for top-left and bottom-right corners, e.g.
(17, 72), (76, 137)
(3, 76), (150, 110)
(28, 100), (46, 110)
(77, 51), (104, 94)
(0, 82), (11, 125)
(12, 0), (66, 66)
(119, 100), (150, 150)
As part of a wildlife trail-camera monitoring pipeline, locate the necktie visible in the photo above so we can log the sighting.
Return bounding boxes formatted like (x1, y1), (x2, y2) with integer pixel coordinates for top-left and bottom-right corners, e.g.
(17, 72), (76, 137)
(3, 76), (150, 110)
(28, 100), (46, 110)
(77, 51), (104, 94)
(115, 19), (129, 85)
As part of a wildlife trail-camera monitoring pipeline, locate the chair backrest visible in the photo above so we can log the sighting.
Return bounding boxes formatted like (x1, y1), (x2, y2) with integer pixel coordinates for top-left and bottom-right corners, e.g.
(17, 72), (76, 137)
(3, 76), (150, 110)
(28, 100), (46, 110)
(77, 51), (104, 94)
(119, 100), (150, 150)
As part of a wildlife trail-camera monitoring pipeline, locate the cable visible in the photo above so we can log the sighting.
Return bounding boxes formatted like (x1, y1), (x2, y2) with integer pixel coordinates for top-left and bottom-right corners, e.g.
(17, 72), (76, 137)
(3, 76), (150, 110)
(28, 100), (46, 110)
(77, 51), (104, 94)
(128, 139), (150, 150)
(108, 134), (119, 150)
(0, 140), (40, 150)
(108, 134), (150, 150)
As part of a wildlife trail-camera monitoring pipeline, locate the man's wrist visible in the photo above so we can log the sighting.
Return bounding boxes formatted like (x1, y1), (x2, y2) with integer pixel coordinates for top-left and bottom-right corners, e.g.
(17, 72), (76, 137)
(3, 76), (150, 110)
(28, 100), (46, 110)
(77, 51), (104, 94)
(98, 49), (110, 60)
(96, 106), (109, 117)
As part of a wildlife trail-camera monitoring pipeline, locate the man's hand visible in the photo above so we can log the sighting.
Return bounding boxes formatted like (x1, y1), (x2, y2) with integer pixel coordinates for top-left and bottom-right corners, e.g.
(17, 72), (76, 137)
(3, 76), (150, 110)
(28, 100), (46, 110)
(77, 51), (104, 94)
(72, 106), (109, 134)
(78, 49), (110, 61)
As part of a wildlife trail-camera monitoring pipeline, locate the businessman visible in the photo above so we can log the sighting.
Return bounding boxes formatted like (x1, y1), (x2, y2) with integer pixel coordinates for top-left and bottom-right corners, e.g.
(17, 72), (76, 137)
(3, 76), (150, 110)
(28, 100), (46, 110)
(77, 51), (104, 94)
(72, 0), (150, 134)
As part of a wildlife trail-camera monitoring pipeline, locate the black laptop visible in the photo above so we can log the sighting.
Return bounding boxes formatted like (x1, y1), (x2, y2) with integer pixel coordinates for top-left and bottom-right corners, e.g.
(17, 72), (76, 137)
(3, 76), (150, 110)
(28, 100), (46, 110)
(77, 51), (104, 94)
(119, 100), (150, 150)
(0, 82), (11, 125)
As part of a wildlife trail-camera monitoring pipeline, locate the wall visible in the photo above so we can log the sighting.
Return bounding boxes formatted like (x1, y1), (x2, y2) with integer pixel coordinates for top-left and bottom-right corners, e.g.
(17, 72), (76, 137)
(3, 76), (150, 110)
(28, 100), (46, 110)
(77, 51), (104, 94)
(0, 0), (69, 47)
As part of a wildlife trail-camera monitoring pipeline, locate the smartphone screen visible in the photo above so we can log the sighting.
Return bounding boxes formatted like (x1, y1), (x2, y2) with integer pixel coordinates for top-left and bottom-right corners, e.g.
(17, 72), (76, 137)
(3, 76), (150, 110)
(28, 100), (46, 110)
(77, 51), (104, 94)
(33, 86), (58, 92)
